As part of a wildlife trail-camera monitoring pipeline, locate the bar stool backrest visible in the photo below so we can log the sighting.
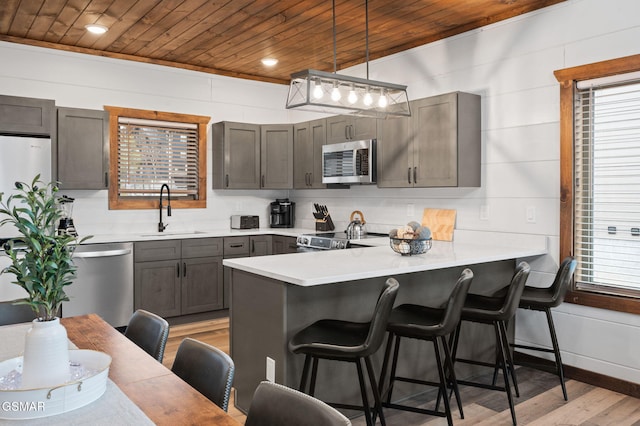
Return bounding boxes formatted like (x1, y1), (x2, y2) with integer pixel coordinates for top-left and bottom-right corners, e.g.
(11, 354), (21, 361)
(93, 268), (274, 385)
(547, 257), (577, 307)
(361, 278), (400, 357)
(440, 268), (474, 335)
(496, 262), (531, 321)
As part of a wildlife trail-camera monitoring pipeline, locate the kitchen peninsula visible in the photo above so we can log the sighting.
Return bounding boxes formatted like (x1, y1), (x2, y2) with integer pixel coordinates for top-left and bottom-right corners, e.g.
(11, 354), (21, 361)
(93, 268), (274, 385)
(224, 231), (547, 412)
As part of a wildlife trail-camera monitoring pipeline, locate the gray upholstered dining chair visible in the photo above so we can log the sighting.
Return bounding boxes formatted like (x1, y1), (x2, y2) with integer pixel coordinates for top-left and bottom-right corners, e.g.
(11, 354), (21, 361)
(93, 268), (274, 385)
(171, 337), (235, 412)
(0, 300), (35, 326)
(245, 381), (351, 426)
(123, 309), (170, 362)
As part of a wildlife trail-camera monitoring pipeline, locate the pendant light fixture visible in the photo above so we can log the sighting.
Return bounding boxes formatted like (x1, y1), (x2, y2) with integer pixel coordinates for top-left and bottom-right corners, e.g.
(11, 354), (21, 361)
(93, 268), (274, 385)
(285, 0), (410, 118)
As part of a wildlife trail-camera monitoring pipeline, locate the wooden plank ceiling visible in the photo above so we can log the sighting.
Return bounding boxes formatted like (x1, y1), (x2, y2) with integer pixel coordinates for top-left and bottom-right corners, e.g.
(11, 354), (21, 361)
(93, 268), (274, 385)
(0, 0), (566, 85)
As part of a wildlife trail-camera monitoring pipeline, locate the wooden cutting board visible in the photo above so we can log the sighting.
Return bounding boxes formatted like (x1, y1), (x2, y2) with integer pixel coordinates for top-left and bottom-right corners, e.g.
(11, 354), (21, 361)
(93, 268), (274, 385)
(421, 208), (456, 241)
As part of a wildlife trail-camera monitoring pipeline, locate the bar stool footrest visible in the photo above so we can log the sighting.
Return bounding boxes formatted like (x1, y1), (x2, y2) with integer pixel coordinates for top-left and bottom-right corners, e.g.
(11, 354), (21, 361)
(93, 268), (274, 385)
(382, 401), (447, 418)
(512, 343), (555, 354)
(456, 379), (507, 392)
(393, 376), (443, 389)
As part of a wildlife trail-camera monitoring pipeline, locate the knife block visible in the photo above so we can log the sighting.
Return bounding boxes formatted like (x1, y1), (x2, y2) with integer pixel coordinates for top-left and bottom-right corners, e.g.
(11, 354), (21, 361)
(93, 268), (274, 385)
(315, 214), (335, 231)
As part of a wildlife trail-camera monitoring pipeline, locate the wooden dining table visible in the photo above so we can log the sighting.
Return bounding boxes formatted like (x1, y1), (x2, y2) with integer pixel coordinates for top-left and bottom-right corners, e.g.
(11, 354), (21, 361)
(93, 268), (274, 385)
(59, 314), (239, 425)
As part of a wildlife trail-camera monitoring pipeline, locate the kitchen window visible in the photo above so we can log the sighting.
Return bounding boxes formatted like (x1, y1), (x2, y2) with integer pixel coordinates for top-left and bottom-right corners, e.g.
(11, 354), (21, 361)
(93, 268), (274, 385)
(106, 106), (209, 210)
(555, 54), (640, 314)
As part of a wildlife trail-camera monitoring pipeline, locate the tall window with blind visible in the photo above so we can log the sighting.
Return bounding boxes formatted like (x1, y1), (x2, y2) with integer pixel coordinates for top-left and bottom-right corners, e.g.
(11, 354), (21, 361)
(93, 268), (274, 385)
(574, 80), (640, 298)
(106, 106), (209, 210)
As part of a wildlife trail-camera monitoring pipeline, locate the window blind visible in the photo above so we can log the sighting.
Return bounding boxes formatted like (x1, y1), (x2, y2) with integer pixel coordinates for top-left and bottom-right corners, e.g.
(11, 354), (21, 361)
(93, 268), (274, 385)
(574, 81), (640, 297)
(117, 117), (199, 198)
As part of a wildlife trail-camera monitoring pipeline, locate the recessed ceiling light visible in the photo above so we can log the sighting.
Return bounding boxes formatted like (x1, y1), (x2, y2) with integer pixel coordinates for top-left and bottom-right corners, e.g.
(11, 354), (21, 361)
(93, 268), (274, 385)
(85, 24), (108, 35)
(261, 58), (278, 67)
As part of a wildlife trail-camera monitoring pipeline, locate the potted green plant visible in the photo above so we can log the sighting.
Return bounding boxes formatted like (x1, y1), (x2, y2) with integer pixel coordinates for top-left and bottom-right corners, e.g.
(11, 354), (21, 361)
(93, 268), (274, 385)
(0, 175), (88, 388)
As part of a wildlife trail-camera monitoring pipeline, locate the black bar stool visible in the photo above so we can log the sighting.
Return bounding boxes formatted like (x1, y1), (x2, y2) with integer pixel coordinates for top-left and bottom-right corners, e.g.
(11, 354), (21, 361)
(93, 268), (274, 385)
(378, 268), (474, 426)
(288, 278), (399, 426)
(450, 261), (530, 426)
(513, 256), (576, 401)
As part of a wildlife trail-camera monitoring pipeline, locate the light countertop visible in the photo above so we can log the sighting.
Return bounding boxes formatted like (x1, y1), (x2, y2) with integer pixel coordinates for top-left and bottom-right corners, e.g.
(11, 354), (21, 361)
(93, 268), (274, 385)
(223, 231), (548, 286)
(83, 227), (311, 244)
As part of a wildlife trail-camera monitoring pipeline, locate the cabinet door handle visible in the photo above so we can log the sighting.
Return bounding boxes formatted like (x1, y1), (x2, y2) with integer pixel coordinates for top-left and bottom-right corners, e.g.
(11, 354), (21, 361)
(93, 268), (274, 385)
(408, 167), (412, 184)
(261, 175), (265, 188)
(413, 167), (417, 184)
(251, 240), (255, 253)
(183, 262), (186, 277)
(176, 262), (180, 277)
(345, 126), (349, 140)
(104, 172), (108, 187)
(229, 243), (244, 248)
(308, 173), (312, 186)
(225, 174), (229, 187)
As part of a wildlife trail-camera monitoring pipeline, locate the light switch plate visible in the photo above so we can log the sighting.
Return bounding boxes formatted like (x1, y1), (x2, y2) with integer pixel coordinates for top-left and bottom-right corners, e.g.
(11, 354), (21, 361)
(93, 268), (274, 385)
(526, 206), (536, 223)
(266, 357), (275, 382)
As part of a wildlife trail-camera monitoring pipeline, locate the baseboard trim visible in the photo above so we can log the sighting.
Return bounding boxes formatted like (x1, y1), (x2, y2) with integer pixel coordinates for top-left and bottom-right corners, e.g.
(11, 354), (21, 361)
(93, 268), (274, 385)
(514, 351), (640, 399)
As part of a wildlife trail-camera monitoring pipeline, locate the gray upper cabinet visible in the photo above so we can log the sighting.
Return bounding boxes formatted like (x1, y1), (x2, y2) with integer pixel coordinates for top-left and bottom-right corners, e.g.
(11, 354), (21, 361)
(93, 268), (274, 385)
(376, 115), (412, 187)
(261, 124), (293, 189)
(377, 92), (481, 188)
(293, 119), (326, 189)
(0, 95), (55, 137)
(326, 115), (377, 144)
(57, 107), (109, 189)
(212, 122), (293, 189)
(213, 122), (261, 189)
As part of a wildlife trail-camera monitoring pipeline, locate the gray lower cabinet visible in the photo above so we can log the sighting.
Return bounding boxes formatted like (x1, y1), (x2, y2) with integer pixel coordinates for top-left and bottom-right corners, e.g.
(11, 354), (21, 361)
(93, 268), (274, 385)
(377, 91), (481, 188)
(222, 235), (273, 308)
(212, 122), (293, 189)
(272, 235), (298, 254)
(0, 95), (55, 136)
(134, 238), (223, 318)
(293, 119), (326, 189)
(325, 115), (377, 144)
(57, 107), (109, 189)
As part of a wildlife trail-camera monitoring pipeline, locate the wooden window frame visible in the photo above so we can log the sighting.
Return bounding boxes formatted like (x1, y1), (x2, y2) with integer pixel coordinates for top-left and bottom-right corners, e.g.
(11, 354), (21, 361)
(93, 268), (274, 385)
(105, 106), (209, 210)
(555, 54), (640, 315)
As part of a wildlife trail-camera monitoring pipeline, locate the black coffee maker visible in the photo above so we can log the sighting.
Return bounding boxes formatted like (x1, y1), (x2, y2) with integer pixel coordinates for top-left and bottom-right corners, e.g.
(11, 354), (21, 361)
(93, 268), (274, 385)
(270, 198), (295, 228)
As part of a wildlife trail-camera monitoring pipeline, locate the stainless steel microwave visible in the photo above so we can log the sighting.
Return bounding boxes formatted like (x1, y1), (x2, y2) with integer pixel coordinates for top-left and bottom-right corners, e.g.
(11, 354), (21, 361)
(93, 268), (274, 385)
(322, 139), (377, 184)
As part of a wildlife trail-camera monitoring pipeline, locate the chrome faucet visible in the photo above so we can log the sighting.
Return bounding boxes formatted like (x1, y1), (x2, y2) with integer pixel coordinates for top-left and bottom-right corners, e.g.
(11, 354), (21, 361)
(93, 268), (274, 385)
(158, 184), (172, 232)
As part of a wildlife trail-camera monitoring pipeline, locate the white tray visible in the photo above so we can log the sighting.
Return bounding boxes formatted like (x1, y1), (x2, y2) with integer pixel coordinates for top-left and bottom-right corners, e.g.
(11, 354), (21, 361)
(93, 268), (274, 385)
(0, 349), (111, 419)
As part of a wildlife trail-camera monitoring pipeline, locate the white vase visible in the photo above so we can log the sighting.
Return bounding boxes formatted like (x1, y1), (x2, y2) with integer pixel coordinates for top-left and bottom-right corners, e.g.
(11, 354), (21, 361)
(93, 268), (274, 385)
(21, 317), (70, 389)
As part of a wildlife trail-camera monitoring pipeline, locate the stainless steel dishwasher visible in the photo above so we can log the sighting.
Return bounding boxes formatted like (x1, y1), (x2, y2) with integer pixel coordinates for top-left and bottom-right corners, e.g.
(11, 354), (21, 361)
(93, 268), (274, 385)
(63, 242), (134, 328)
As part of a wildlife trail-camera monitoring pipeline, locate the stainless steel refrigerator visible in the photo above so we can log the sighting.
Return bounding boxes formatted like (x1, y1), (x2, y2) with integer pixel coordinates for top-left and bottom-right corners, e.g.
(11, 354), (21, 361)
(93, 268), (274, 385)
(0, 135), (52, 301)
(0, 135), (52, 240)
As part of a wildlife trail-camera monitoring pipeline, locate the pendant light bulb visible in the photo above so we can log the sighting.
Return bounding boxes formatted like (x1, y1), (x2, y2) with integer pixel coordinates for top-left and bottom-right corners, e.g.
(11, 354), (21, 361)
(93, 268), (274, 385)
(331, 84), (342, 102)
(378, 90), (388, 108)
(313, 79), (324, 99)
(348, 87), (358, 104)
(363, 90), (373, 107)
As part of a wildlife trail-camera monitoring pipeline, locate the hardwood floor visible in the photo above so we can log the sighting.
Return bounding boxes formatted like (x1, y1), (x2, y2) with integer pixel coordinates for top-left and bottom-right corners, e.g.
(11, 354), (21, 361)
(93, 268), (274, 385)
(163, 318), (640, 425)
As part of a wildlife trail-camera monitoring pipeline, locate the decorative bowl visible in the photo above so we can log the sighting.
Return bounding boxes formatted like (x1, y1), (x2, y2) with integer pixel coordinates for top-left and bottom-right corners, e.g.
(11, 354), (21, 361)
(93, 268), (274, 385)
(0, 350), (111, 419)
(390, 237), (432, 256)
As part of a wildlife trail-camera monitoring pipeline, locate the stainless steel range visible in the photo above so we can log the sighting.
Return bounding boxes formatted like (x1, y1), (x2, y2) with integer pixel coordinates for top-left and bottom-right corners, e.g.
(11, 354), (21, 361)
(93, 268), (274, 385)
(296, 232), (384, 251)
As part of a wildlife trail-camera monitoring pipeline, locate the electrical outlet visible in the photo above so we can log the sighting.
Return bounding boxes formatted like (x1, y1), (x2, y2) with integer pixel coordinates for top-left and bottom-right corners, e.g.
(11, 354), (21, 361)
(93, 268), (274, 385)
(266, 357), (275, 382)
(407, 203), (415, 217)
(526, 206), (536, 223)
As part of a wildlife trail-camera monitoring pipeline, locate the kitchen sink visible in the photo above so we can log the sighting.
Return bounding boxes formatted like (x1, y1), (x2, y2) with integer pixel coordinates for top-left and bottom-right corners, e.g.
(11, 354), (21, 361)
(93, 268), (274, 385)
(138, 231), (207, 238)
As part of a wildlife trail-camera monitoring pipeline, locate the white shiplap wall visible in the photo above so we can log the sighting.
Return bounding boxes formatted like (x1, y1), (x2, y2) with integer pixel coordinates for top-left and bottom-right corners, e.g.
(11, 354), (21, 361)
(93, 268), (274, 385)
(0, 0), (638, 384)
